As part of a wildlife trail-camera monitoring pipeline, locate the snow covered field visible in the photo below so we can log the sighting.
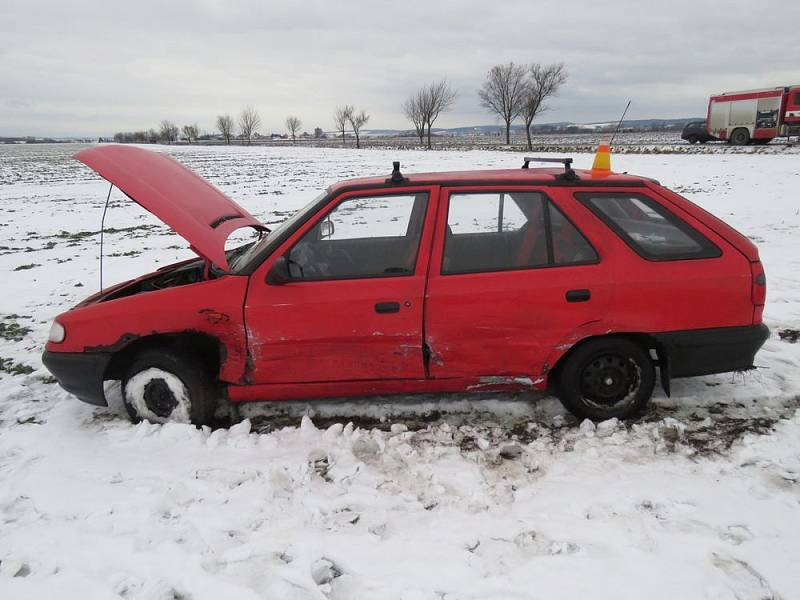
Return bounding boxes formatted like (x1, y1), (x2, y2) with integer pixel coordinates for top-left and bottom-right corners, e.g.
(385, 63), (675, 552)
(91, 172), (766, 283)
(1, 143), (800, 599)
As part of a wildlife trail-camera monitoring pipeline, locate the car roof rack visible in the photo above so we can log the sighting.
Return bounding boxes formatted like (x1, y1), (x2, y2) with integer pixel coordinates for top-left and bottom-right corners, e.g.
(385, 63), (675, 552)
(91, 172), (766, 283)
(386, 161), (409, 184)
(522, 157), (579, 181)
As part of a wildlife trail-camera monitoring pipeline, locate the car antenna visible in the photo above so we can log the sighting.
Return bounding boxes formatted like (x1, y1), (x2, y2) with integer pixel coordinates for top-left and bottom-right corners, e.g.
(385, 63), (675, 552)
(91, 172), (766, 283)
(99, 183), (113, 293)
(609, 99), (631, 145)
(522, 157), (578, 181)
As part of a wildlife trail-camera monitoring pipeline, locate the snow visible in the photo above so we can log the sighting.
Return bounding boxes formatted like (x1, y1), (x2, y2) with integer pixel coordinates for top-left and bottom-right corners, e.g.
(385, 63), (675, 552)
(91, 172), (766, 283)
(2, 143), (800, 598)
(124, 367), (192, 424)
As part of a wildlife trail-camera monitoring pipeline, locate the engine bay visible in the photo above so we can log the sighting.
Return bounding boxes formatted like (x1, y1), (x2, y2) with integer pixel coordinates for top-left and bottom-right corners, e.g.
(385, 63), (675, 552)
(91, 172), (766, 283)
(101, 259), (207, 302)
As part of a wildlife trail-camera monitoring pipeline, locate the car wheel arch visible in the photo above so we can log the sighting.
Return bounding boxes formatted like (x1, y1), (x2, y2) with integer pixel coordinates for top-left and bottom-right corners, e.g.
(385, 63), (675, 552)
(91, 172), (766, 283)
(104, 331), (224, 384)
(547, 332), (668, 396)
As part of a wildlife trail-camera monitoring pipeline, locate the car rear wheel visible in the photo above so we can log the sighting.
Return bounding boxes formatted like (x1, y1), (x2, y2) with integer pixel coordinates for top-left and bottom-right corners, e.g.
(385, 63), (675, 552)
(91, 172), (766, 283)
(730, 128), (750, 146)
(122, 349), (216, 426)
(555, 338), (655, 421)
(686, 135), (698, 144)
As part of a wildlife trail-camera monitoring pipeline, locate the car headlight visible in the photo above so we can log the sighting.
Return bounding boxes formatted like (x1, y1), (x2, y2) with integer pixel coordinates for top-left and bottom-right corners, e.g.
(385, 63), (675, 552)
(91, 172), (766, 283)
(48, 320), (65, 343)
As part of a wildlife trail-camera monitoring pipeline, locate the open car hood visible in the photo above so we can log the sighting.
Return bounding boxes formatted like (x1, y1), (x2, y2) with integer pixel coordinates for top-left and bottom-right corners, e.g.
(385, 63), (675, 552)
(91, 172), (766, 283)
(74, 145), (266, 271)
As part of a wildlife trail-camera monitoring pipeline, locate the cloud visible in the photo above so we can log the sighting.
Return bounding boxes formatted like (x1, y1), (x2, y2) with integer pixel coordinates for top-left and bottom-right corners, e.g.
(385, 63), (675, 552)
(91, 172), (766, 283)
(1, 0), (796, 136)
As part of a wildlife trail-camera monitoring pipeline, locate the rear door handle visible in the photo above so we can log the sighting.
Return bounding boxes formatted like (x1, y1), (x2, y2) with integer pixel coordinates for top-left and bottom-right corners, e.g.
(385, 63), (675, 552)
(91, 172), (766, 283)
(565, 289), (591, 303)
(375, 301), (400, 314)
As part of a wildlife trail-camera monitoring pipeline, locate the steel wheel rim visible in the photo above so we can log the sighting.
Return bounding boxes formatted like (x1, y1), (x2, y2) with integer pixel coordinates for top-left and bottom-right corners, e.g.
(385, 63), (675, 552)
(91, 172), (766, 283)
(579, 353), (641, 410)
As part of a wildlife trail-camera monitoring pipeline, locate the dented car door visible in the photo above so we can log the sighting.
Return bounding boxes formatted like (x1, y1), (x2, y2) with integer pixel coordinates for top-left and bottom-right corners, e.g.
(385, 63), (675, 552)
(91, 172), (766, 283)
(424, 186), (611, 382)
(243, 187), (438, 384)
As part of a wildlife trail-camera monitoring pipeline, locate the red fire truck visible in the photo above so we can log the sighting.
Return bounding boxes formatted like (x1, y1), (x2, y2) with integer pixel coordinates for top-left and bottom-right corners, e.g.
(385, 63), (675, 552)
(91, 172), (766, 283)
(707, 85), (800, 145)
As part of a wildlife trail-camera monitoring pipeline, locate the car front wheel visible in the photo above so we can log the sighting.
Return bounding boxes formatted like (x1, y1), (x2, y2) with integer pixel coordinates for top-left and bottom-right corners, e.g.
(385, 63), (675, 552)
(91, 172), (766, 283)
(122, 349), (216, 426)
(555, 338), (655, 421)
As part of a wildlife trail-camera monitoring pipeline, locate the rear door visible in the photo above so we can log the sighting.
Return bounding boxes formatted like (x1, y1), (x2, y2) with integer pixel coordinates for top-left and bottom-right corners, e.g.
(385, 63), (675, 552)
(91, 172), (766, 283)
(424, 186), (611, 382)
(244, 187), (437, 384)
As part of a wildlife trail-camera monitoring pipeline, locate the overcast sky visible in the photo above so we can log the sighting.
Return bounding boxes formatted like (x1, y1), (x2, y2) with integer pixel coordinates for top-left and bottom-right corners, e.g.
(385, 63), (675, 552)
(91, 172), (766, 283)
(1, 0), (798, 137)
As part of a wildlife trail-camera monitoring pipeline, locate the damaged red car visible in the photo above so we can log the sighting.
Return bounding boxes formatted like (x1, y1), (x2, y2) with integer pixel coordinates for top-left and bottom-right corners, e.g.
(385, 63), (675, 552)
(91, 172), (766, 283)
(43, 145), (769, 425)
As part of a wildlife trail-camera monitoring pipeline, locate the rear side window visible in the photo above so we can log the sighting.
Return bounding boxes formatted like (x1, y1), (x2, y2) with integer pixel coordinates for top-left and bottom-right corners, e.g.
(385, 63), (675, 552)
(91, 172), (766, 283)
(442, 191), (597, 274)
(576, 193), (721, 261)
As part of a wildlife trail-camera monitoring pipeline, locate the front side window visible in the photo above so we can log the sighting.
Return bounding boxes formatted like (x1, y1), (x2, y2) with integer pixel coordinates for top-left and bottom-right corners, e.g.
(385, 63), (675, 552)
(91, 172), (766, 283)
(442, 191), (597, 274)
(286, 192), (429, 280)
(576, 192), (721, 260)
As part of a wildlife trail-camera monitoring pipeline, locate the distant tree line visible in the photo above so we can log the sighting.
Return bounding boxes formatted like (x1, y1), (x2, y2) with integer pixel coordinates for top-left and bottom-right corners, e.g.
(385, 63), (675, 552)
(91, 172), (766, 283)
(111, 63), (566, 150)
(113, 106), (327, 146)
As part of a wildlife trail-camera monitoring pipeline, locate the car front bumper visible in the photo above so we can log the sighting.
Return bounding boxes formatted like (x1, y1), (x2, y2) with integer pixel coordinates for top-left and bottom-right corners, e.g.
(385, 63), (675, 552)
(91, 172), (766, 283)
(42, 350), (111, 406)
(654, 323), (770, 378)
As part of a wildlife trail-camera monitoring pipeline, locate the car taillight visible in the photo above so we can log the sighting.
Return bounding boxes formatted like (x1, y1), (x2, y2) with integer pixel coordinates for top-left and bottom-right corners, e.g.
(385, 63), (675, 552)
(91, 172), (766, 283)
(751, 260), (766, 323)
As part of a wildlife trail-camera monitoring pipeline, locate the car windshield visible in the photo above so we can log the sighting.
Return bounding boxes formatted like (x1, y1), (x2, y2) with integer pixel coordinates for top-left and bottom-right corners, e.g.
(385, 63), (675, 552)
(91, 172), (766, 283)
(229, 191), (327, 273)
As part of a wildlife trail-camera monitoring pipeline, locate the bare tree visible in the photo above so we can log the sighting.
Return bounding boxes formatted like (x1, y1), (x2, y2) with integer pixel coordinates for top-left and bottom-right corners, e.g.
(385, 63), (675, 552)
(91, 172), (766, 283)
(216, 114), (234, 144)
(478, 62), (528, 145)
(422, 80), (456, 149)
(238, 105), (261, 145)
(402, 93), (426, 144)
(521, 63), (567, 150)
(404, 81), (457, 149)
(285, 115), (302, 143)
(348, 109), (370, 149)
(181, 123), (199, 143)
(334, 105), (353, 146)
(159, 120), (178, 144)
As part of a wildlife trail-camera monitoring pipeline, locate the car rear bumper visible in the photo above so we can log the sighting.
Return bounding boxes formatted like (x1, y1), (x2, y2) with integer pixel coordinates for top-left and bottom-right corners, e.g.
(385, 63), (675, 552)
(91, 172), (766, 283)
(42, 350), (111, 406)
(654, 323), (770, 378)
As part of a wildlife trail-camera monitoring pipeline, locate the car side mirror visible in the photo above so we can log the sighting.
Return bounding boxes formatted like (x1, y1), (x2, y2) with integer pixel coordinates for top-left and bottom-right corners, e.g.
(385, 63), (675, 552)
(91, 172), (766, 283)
(319, 218), (335, 239)
(266, 256), (291, 285)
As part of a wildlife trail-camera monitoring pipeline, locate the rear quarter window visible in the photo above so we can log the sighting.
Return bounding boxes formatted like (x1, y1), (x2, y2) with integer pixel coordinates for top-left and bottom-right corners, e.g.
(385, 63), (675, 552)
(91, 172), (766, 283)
(576, 192), (721, 261)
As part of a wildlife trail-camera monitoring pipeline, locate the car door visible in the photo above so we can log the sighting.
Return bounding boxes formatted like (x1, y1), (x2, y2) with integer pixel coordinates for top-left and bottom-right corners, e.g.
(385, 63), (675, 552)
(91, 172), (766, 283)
(244, 187), (438, 385)
(424, 186), (611, 382)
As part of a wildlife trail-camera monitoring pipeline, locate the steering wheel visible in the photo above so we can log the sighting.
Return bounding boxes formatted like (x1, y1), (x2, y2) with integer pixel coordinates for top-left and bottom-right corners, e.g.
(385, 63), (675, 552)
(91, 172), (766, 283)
(320, 244), (357, 276)
(289, 242), (357, 278)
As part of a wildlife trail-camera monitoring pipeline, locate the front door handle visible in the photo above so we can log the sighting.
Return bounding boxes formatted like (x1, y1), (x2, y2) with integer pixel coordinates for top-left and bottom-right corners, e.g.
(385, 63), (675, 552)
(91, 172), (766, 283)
(565, 289), (591, 303)
(375, 301), (400, 314)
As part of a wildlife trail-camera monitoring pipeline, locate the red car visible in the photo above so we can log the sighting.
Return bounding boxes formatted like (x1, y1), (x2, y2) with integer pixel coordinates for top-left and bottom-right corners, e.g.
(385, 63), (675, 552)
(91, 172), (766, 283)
(43, 146), (769, 425)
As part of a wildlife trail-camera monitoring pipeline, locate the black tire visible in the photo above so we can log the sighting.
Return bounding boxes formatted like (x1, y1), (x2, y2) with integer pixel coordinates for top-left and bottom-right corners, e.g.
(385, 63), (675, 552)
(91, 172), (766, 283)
(729, 128), (750, 146)
(686, 135), (698, 144)
(122, 349), (216, 426)
(555, 337), (655, 421)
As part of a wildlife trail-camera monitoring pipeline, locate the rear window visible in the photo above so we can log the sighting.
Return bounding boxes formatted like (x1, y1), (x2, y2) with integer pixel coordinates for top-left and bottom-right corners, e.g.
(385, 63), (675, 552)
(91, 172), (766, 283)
(576, 193), (721, 261)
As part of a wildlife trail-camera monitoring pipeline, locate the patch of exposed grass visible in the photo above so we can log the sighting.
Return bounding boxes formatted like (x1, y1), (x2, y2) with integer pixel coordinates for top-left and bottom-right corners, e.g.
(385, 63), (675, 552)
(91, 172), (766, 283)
(0, 357), (35, 376)
(13, 263), (41, 271)
(0, 321), (32, 340)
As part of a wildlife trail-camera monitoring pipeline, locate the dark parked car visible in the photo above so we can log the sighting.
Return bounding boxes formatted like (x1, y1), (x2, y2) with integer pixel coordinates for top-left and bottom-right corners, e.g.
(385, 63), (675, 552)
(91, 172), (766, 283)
(681, 121), (715, 144)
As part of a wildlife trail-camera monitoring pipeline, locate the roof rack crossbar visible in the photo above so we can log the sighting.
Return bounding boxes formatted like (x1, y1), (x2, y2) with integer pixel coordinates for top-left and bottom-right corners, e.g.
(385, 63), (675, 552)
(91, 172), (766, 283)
(522, 156), (579, 181)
